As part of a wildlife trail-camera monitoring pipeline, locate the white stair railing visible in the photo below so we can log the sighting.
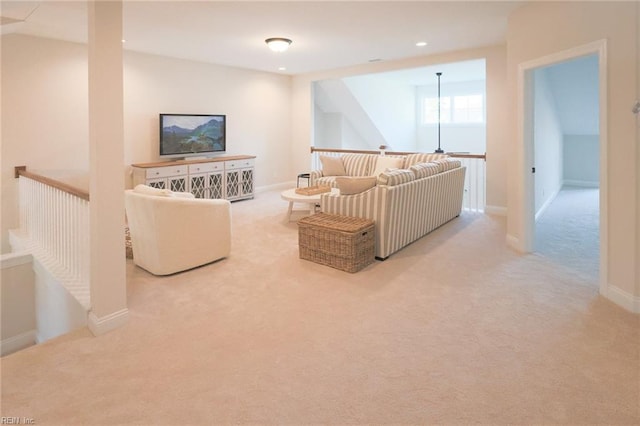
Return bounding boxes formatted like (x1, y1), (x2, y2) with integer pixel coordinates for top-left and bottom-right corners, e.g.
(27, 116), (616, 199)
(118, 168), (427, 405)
(14, 168), (90, 309)
(309, 148), (486, 212)
(453, 154), (486, 213)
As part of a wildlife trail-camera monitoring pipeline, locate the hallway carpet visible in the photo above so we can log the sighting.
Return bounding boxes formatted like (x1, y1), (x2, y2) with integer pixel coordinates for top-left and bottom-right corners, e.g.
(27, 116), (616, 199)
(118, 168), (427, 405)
(535, 186), (600, 280)
(1, 189), (638, 425)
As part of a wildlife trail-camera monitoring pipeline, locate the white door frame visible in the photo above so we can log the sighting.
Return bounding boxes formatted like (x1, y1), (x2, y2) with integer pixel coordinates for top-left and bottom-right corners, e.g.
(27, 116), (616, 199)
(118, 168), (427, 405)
(516, 39), (608, 295)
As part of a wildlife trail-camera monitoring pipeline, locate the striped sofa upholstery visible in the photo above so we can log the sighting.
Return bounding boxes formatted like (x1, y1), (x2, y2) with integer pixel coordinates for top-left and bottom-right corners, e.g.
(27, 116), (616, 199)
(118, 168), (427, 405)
(310, 153), (450, 188)
(320, 165), (466, 259)
(311, 154), (378, 188)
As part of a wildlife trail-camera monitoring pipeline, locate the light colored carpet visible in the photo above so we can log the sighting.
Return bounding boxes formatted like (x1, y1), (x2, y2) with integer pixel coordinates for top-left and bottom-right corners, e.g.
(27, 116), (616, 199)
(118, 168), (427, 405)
(2, 189), (639, 425)
(535, 186), (600, 280)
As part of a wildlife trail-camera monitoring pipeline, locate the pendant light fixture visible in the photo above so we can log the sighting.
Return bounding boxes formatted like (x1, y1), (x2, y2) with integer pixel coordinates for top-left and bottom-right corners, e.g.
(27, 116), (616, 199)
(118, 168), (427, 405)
(435, 72), (444, 153)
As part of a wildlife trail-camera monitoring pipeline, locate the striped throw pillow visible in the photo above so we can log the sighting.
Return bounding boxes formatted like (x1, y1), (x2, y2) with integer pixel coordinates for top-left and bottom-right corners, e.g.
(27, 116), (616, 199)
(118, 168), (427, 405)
(377, 169), (415, 186)
(410, 162), (440, 179)
(403, 153), (449, 168)
(343, 154), (375, 176)
(434, 158), (462, 173)
(335, 176), (377, 195)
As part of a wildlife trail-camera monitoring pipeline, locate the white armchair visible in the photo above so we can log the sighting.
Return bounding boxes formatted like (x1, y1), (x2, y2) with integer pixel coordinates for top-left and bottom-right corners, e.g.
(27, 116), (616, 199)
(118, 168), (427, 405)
(124, 185), (231, 275)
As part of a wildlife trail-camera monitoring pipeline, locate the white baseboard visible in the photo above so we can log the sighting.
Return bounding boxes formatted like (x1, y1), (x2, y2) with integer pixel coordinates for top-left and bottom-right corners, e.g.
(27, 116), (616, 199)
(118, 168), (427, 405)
(506, 233), (524, 252)
(563, 179), (599, 188)
(484, 205), (507, 216)
(88, 308), (129, 336)
(535, 187), (561, 221)
(1, 330), (36, 356)
(254, 181), (295, 194)
(602, 284), (640, 314)
(35, 331), (46, 345)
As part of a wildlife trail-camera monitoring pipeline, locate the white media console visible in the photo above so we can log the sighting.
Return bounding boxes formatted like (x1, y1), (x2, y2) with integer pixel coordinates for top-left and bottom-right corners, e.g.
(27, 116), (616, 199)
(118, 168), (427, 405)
(131, 155), (255, 201)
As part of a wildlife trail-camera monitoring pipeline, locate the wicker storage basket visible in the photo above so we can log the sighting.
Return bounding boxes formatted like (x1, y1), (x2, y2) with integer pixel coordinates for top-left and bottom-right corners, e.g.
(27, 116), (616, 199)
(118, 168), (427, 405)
(298, 213), (375, 273)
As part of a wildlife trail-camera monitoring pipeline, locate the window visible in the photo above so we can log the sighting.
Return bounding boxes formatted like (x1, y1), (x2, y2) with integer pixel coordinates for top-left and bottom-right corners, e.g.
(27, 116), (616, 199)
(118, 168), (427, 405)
(453, 94), (483, 123)
(423, 94), (484, 124)
(424, 97), (451, 124)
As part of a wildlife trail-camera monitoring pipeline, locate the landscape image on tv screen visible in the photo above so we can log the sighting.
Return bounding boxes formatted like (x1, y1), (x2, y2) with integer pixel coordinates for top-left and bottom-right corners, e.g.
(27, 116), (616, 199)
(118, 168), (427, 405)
(161, 114), (225, 156)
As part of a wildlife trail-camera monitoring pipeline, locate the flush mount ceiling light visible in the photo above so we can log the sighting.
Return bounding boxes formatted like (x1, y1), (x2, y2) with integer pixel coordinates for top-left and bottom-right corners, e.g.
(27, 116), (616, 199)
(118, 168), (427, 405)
(265, 37), (292, 52)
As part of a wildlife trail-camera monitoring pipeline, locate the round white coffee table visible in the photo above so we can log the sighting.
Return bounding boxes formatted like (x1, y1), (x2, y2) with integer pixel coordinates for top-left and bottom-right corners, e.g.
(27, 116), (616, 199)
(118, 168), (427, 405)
(280, 187), (339, 221)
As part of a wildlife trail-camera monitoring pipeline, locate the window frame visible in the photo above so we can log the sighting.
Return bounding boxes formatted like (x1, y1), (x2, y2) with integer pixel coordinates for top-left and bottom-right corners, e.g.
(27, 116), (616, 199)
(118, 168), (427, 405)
(421, 93), (486, 126)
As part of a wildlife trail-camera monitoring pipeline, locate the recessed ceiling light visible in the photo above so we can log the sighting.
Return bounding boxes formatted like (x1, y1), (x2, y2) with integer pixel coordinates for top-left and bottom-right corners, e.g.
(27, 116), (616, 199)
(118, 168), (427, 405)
(278, 67), (286, 71)
(416, 41), (428, 47)
(121, 39), (126, 43)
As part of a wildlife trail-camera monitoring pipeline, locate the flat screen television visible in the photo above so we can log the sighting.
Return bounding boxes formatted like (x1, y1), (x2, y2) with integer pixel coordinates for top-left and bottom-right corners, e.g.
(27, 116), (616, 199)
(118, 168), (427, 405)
(159, 113), (226, 159)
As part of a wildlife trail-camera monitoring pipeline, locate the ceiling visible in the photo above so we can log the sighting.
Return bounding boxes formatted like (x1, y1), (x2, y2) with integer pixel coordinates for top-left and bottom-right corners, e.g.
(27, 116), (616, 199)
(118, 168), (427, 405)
(1, 1), (524, 76)
(363, 58), (486, 85)
(543, 54), (599, 135)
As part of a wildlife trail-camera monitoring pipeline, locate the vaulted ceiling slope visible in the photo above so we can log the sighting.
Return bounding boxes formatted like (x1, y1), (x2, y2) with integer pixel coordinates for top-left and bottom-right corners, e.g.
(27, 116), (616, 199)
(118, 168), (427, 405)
(1, 1), (525, 75)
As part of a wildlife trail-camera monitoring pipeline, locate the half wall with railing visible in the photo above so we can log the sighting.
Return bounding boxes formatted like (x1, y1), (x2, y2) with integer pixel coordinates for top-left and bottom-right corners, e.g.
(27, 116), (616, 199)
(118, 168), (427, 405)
(11, 167), (91, 310)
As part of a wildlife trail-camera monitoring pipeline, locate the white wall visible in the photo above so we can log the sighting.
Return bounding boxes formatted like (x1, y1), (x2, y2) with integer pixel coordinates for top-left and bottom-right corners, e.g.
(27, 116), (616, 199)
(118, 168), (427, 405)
(416, 80), (486, 154)
(313, 107), (327, 148)
(342, 74), (416, 151)
(545, 55), (599, 135)
(1, 253), (36, 355)
(1, 34), (293, 253)
(313, 108), (369, 150)
(1, 248), (88, 351)
(484, 47), (509, 214)
(564, 135), (599, 186)
(506, 1), (638, 304)
(32, 259), (87, 343)
(293, 45), (508, 212)
(340, 116), (370, 149)
(533, 68), (563, 215)
(313, 81), (368, 149)
(123, 50), (292, 186)
(315, 73), (487, 154)
(312, 79), (383, 150)
(1, 35), (89, 253)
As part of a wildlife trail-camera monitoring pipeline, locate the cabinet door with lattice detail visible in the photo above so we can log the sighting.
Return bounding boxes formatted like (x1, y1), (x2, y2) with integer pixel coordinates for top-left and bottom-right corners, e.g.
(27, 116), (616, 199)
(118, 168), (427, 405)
(189, 174), (207, 198)
(146, 178), (166, 190)
(225, 170), (240, 199)
(241, 168), (254, 197)
(168, 176), (187, 193)
(208, 172), (224, 199)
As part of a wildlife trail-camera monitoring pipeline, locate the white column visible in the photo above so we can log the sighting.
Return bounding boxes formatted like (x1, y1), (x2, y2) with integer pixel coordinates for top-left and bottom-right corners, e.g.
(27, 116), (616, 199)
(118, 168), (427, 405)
(87, 0), (128, 334)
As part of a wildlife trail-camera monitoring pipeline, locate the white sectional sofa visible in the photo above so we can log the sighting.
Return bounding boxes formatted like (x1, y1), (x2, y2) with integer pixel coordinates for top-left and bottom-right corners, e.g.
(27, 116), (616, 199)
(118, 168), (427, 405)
(311, 153), (466, 260)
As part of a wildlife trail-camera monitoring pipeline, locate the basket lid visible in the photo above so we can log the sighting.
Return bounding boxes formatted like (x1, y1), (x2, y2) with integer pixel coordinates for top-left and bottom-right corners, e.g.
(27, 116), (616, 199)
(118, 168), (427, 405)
(298, 213), (373, 232)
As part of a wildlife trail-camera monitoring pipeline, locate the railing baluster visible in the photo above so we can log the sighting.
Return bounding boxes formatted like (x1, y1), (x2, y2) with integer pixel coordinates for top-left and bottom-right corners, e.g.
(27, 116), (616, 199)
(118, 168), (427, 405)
(63, 192), (69, 273)
(15, 170), (91, 308)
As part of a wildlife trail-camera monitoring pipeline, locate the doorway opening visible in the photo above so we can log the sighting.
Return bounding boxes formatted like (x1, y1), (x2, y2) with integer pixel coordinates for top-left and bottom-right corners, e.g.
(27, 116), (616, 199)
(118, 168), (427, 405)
(518, 40), (607, 294)
(531, 55), (600, 281)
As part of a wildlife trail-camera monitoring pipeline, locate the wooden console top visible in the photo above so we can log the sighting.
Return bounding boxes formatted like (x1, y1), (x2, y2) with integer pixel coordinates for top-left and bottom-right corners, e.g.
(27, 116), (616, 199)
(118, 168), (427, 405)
(131, 155), (256, 169)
